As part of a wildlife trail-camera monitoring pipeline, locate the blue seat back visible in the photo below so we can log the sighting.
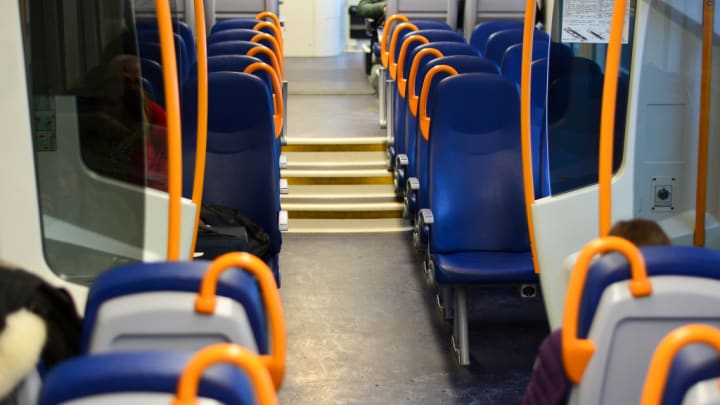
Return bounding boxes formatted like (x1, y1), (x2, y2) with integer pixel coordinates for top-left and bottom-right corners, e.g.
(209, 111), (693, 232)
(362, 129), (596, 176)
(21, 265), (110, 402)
(484, 28), (526, 65)
(501, 35), (551, 85)
(211, 18), (276, 37)
(81, 261), (268, 353)
(181, 72), (281, 256)
(207, 40), (275, 69)
(428, 74), (529, 253)
(399, 29), (466, 85)
(391, 20), (452, 64)
(138, 36), (190, 82)
(140, 58), (165, 107)
(470, 20), (523, 55)
(414, 56), (499, 211)
(208, 28), (276, 52)
(530, 58), (551, 198)
(39, 352), (255, 405)
(136, 19), (196, 64)
(662, 344), (720, 405)
(195, 55), (273, 93)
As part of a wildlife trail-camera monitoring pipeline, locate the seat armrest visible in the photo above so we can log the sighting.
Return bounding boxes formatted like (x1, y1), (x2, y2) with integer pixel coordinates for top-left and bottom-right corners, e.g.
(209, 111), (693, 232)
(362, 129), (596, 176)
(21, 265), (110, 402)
(418, 208), (434, 225)
(278, 210), (288, 232)
(395, 154), (408, 168)
(279, 154), (288, 169)
(279, 178), (289, 195)
(407, 177), (420, 191)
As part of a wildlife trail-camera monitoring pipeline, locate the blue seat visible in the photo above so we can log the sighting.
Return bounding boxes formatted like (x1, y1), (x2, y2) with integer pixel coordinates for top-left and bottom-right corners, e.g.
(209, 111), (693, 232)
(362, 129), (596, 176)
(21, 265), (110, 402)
(207, 41), (279, 72)
(182, 72), (282, 284)
(501, 35), (551, 85)
(390, 41), (477, 178)
(483, 28), (526, 65)
(422, 74), (537, 364)
(140, 58), (165, 106)
(39, 351), (255, 405)
(136, 19), (196, 64)
(566, 246), (720, 404)
(138, 36), (190, 83)
(194, 55), (273, 90)
(81, 261), (268, 353)
(140, 77), (155, 102)
(208, 29), (281, 61)
(405, 56), (499, 230)
(211, 18), (277, 37)
(661, 344), (720, 405)
(469, 20), (523, 55)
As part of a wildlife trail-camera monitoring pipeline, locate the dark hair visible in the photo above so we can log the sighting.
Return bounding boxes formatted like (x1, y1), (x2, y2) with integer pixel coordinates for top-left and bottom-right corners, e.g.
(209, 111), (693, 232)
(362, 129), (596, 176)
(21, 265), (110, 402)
(608, 219), (671, 246)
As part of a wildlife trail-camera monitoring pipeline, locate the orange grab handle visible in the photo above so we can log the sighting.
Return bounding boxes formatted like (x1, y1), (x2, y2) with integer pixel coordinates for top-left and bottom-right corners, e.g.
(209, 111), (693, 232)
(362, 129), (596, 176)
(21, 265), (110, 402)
(250, 33), (283, 77)
(195, 252), (286, 389)
(695, 0), (714, 246)
(244, 62), (284, 138)
(247, 46), (282, 81)
(562, 237), (651, 384)
(520, 0), (540, 274)
(254, 21), (284, 52)
(408, 48), (443, 116)
(381, 15), (409, 67)
(418, 65), (458, 141)
(173, 344), (278, 405)
(640, 324), (720, 405)
(388, 22), (418, 81)
(598, 0), (628, 237)
(397, 36), (429, 98)
(256, 11), (281, 30)
(155, 0), (182, 261)
(189, 0), (209, 259)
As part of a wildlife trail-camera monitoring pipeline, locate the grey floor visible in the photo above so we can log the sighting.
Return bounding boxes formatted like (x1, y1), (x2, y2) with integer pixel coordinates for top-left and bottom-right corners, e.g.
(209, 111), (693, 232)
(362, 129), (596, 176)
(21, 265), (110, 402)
(278, 54), (549, 404)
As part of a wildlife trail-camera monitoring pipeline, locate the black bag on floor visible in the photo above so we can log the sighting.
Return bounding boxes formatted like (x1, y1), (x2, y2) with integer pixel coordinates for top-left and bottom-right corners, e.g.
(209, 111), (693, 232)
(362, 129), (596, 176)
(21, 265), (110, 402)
(196, 204), (270, 259)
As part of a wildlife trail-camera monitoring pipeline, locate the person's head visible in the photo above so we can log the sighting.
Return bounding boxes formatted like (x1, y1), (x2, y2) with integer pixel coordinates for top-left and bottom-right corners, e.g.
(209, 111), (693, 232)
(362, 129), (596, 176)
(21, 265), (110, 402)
(608, 219), (671, 246)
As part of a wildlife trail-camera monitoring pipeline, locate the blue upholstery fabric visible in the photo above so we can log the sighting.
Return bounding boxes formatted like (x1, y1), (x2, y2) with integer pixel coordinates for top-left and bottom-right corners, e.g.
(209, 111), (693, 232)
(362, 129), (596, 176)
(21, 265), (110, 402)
(39, 351), (255, 405)
(484, 28), (525, 65)
(140, 77), (155, 102)
(427, 74), (535, 283)
(412, 56), (499, 215)
(208, 29), (279, 57)
(663, 344), (720, 405)
(432, 251), (535, 284)
(470, 20), (523, 55)
(81, 261), (267, 353)
(501, 36), (551, 85)
(140, 58), (164, 106)
(200, 55), (274, 105)
(392, 41), (478, 167)
(181, 72), (282, 282)
(138, 37), (190, 82)
(391, 20), (452, 63)
(399, 29), (466, 81)
(136, 19), (196, 64)
(577, 246), (720, 338)
(211, 18), (277, 37)
(207, 40), (271, 62)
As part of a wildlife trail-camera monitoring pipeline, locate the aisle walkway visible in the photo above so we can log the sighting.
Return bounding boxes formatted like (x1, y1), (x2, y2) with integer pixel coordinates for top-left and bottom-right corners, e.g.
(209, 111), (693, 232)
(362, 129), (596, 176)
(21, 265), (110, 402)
(278, 53), (548, 404)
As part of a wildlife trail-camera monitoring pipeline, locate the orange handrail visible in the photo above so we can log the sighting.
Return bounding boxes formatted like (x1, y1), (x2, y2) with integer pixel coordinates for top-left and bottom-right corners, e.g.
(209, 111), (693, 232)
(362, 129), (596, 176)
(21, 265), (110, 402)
(244, 62), (284, 138)
(694, 0), (714, 246)
(189, 0), (209, 259)
(520, 0), (540, 274)
(256, 11), (281, 30)
(173, 344), (278, 405)
(381, 15), (409, 67)
(388, 22), (418, 81)
(397, 35), (429, 98)
(195, 252), (286, 389)
(156, 0), (182, 260)
(250, 33), (283, 77)
(598, 0), (628, 237)
(640, 324), (720, 405)
(418, 65), (458, 140)
(408, 48), (443, 116)
(247, 46), (282, 80)
(562, 237), (651, 383)
(254, 21), (284, 52)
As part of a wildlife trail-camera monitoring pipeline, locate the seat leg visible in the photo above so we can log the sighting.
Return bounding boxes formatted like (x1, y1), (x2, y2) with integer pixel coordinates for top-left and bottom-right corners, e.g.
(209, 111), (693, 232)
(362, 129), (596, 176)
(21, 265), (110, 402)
(451, 286), (470, 366)
(378, 67), (387, 128)
(435, 286), (454, 321)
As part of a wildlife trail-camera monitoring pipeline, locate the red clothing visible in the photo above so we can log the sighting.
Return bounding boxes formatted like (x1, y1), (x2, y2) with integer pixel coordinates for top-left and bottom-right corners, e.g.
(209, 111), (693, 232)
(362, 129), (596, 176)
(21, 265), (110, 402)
(146, 101), (168, 190)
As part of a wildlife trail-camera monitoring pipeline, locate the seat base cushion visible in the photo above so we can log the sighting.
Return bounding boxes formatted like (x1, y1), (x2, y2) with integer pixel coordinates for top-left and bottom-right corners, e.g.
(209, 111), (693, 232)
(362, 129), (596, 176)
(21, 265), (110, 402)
(432, 251), (537, 285)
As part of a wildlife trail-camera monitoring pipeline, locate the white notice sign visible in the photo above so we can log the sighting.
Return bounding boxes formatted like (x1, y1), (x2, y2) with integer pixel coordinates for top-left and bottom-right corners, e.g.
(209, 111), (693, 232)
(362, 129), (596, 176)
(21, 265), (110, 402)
(561, 0), (630, 44)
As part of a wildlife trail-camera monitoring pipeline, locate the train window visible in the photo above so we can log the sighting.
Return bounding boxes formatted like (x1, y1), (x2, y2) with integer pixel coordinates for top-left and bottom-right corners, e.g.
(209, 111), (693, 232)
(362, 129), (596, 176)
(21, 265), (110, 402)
(548, 0), (636, 195)
(19, 0), (177, 284)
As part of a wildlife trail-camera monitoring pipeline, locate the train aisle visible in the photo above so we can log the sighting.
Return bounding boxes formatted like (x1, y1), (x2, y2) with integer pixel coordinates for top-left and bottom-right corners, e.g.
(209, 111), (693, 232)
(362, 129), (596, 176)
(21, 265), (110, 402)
(278, 52), (549, 404)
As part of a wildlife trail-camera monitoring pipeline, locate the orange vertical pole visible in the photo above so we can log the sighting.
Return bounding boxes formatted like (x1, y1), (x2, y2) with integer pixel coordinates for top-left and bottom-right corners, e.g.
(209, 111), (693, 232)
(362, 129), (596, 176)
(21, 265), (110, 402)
(189, 0), (209, 259)
(156, 0), (182, 260)
(520, 0), (539, 273)
(598, 0), (627, 237)
(694, 0), (714, 246)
